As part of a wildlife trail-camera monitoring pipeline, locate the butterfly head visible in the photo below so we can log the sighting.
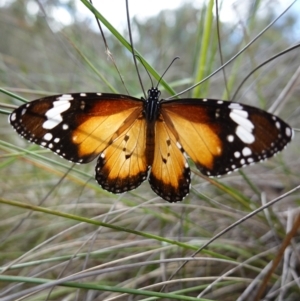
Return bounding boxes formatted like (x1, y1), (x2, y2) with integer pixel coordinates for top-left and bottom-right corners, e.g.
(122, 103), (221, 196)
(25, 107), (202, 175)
(147, 87), (161, 102)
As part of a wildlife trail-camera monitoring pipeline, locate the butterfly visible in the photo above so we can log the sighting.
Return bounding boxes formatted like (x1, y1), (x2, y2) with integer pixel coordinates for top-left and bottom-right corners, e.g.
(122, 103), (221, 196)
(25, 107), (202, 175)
(9, 88), (293, 202)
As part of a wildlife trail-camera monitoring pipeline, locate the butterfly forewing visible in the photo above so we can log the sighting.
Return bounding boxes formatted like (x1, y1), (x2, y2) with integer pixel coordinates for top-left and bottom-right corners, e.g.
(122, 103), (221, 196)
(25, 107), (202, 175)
(162, 98), (293, 177)
(9, 93), (144, 163)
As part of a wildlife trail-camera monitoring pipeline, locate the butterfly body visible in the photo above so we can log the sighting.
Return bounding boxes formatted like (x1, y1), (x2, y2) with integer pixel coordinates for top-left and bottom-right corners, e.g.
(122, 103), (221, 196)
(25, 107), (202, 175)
(9, 89), (293, 202)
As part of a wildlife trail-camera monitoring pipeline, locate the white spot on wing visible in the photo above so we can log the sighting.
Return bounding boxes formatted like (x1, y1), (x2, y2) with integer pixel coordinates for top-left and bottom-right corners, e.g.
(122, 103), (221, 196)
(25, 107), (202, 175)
(230, 109), (250, 123)
(230, 108), (255, 144)
(228, 103), (243, 110)
(286, 127), (292, 137)
(236, 126), (255, 143)
(42, 98), (71, 130)
(43, 133), (53, 141)
(10, 113), (16, 121)
(57, 94), (74, 101)
(227, 135), (234, 142)
(234, 151), (240, 158)
(176, 141), (183, 150)
(242, 147), (252, 156)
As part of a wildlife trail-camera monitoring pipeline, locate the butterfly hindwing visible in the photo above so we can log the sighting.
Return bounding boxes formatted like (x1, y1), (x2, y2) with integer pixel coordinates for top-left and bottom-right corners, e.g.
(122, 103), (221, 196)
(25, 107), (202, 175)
(95, 110), (149, 193)
(149, 114), (191, 202)
(162, 98), (293, 177)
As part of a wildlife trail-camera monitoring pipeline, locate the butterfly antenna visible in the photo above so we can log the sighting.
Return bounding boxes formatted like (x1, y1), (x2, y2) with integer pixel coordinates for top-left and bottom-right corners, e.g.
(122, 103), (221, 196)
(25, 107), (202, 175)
(156, 56), (180, 89)
(135, 54), (154, 88)
(125, 0), (146, 98)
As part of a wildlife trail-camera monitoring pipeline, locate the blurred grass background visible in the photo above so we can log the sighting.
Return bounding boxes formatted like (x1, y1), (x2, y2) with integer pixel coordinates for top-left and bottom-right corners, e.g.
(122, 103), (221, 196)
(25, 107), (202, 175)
(0, 0), (300, 300)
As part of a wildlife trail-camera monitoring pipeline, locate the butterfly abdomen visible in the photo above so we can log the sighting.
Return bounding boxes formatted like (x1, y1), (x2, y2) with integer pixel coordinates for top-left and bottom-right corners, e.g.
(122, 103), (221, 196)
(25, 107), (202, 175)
(145, 120), (156, 166)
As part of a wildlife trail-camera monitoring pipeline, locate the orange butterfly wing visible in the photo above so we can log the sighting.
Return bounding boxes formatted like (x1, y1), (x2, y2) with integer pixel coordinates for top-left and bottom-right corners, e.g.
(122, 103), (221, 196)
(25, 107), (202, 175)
(161, 99), (293, 177)
(10, 93), (149, 193)
(95, 110), (149, 193)
(149, 114), (190, 202)
(10, 93), (143, 162)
